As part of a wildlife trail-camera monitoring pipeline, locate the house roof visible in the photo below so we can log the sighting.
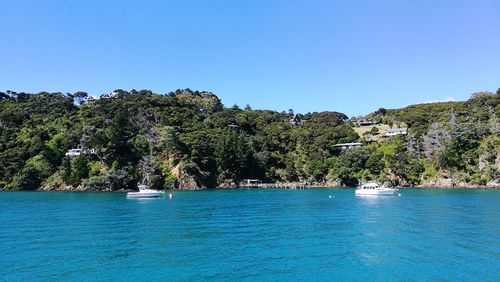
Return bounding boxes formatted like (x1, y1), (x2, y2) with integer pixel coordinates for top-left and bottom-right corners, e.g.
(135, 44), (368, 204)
(387, 128), (407, 133)
(333, 142), (362, 147)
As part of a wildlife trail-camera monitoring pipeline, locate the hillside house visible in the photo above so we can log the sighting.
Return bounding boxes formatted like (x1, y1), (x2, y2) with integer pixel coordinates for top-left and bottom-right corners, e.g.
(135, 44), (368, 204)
(65, 149), (82, 157)
(354, 116), (377, 126)
(333, 142), (363, 149)
(289, 114), (303, 125)
(83, 96), (96, 105)
(101, 91), (119, 99)
(65, 148), (96, 157)
(385, 128), (408, 137)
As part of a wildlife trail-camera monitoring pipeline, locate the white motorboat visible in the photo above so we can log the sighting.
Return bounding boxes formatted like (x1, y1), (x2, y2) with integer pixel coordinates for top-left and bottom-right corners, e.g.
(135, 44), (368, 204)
(355, 181), (399, 196)
(126, 185), (165, 198)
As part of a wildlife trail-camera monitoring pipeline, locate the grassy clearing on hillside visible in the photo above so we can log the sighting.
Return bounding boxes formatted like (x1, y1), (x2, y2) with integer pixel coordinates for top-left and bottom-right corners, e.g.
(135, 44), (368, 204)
(353, 124), (391, 141)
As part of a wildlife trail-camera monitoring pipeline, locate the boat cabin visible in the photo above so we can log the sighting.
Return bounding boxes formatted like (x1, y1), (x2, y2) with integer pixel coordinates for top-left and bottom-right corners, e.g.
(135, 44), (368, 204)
(361, 182), (380, 189)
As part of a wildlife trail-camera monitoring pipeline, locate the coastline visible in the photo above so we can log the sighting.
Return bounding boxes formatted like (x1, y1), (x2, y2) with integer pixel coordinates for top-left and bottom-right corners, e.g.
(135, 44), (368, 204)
(2, 91), (498, 195)
(1, 186), (499, 192)
(1, 178), (499, 192)
(25, 182), (500, 192)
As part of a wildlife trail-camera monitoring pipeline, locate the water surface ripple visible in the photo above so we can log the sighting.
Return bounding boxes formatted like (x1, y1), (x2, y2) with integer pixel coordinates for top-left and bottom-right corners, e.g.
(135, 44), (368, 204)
(1, 189), (499, 281)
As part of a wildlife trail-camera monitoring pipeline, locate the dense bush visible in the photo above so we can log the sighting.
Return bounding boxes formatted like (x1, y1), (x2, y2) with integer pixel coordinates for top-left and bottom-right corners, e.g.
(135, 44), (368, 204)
(0, 89), (498, 189)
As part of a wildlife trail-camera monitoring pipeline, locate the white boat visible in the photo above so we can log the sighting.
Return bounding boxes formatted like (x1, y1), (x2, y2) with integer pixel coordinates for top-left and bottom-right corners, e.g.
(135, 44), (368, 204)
(126, 185), (165, 198)
(355, 181), (399, 196)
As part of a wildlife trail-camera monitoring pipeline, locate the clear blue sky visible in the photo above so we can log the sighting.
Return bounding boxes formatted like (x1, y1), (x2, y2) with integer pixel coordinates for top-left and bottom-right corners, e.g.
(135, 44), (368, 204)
(1, 0), (499, 116)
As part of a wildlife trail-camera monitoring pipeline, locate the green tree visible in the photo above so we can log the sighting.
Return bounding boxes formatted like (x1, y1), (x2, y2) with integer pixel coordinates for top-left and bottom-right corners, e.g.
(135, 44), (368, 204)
(71, 156), (90, 184)
(370, 126), (380, 135)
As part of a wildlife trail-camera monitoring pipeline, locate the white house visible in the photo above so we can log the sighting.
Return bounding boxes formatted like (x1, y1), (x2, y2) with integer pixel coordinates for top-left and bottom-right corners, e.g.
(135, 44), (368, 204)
(385, 128), (408, 137)
(65, 149), (82, 157)
(289, 114), (303, 125)
(83, 96), (96, 105)
(101, 91), (119, 99)
(333, 142), (363, 149)
(245, 179), (262, 185)
(355, 116), (377, 127)
(65, 148), (96, 157)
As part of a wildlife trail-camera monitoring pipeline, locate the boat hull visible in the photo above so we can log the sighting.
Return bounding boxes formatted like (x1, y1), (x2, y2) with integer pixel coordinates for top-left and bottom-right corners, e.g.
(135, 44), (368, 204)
(126, 191), (165, 198)
(355, 189), (398, 196)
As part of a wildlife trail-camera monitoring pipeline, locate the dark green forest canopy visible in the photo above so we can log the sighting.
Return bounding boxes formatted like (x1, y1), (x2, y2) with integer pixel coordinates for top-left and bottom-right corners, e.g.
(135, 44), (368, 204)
(0, 89), (498, 190)
(0, 89), (357, 190)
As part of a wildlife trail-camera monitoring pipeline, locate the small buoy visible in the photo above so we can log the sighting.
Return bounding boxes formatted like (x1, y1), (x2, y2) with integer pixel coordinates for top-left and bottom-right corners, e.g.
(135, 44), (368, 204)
(329, 195), (334, 198)
(169, 193), (173, 199)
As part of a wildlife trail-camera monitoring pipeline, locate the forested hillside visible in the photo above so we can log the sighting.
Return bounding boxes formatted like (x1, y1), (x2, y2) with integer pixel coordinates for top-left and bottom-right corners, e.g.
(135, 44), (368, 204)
(363, 91), (500, 187)
(0, 89), (498, 190)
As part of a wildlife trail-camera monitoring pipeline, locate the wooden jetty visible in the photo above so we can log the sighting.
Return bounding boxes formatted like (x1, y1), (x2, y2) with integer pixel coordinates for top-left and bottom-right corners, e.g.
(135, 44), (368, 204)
(240, 182), (309, 189)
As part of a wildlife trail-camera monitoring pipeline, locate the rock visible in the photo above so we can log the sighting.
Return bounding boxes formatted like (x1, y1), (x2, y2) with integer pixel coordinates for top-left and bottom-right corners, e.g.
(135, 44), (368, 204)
(218, 179), (237, 189)
(418, 178), (500, 189)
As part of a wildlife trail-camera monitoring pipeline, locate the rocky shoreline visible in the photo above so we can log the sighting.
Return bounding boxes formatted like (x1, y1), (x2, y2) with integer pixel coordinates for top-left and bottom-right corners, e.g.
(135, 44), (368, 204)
(25, 179), (499, 192)
(37, 185), (132, 192)
(1, 177), (498, 192)
(417, 179), (500, 189)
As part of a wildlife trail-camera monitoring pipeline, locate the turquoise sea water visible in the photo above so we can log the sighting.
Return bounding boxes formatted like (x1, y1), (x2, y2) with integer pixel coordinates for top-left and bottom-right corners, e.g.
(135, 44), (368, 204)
(1, 189), (499, 281)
